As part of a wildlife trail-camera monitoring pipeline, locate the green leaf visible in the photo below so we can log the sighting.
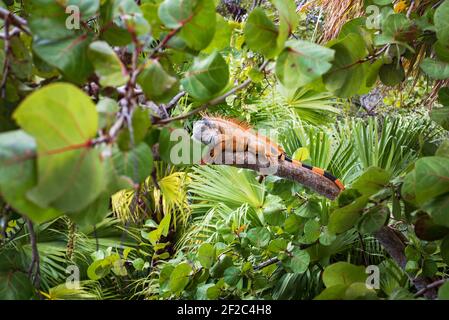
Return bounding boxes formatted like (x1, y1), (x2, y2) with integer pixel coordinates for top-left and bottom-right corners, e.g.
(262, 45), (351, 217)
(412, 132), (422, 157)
(322, 262), (366, 287)
(13, 83), (105, 212)
(267, 238), (288, 253)
(376, 13), (413, 45)
(328, 196), (369, 234)
(117, 107), (152, 151)
(181, 52), (229, 101)
(141, 3), (163, 38)
(401, 157), (449, 205)
(210, 255), (233, 278)
(302, 219), (321, 244)
(373, 0), (392, 5)
(423, 194), (449, 228)
(97, 97), (119, 130)
(352, 167), (391, 196)
(247, 227), (271, 248)
(158, 0), (216, 51)
(314, 284), (348, 300)
(357, 206), (389, 234)
(379, 62), (405, 86)
(87, 259), (112, 281)
(169, 262), (192, 293)
(204, 14), (232, 54)
(223, 266), (241, 286)
(439, 87), (449, 106)
(283, 248), (310, 273)
(88, 41), (128, 87)
(420, 58), (449, 80)
(319, 227), (336, 246)
(441, 235), (449, 265)
(431, 106), (449, 130)
(323, 33), (368, 98)
(244, 8), (278, 58)
(276, 40), (335, 89)
(28, 0), (100, 40)
(436, 140), (449, 158)
(112, 143), (153, 184)
(435, 41), (449, 63)
(105, 0), (150, 36)
(0, 130), (62, 223)
(197, 243), (216, 269)
(137, 60), (178, 103)
(438, 281), (449, 300)
(271, 0), (299, 50)
(0, 272), (34, 300)
(33, 34), (94, 84)
(344, 282), (377, 300)
(435, 0), (449, 46)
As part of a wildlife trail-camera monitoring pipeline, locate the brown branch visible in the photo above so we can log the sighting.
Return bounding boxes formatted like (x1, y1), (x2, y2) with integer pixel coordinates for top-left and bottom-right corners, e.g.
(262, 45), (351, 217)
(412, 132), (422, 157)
(1, 18), (11, 99)
(0, 7), (31, 35)
(414, 279), (447, 298)
(165, 91), (187, 111)
(374, 226), (438, 299)
(207, 151), (341, 200)
(26, 217), (40, 289)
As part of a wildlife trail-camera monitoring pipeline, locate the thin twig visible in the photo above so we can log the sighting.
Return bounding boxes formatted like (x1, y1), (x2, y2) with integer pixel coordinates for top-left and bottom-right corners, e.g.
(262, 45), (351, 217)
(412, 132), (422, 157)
(0, 7), (31, 35)
(414, 279), (448, 298)
(1, 18), (11, 98)
(165, 91), (187, 111)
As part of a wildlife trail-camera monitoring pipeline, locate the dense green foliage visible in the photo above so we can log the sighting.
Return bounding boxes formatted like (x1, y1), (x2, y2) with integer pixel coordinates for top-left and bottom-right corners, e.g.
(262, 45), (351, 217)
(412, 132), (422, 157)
(1, 0), (449, 300)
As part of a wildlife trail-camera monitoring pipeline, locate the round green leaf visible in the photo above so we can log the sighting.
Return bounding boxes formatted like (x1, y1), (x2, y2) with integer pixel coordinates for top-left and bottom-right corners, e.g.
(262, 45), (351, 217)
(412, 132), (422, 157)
(88, 41), (128, 87)
(438, 281), (449, 300)
(0, 130), (62, 224)
(0, 272), (34, 300)
(303, 219), (321, 243)
(284, 248), (310, 273)
(197, 243), (216, 269)
(181, 52), (229, 101)
(169, 262), (192, 293)
(137, 60), (178, 103)
(276, 40), (334, 89)
(420, 58), (449, 80)
(13, 83), (105, 212)
(247, 227), (271, 248)
(379, 62), (405, 86)
(159, 0), (216, 51)
(223, 266), (241, 286)
(244, 8), (279, 58)
(322, 262), (367, 287)
(357, 206), (389, 234)
(435, 0), (449, 46)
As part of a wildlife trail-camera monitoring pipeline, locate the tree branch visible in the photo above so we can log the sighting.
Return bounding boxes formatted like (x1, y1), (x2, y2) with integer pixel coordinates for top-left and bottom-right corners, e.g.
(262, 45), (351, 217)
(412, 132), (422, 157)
(414, 279), (447, 298)
(26, 217), (40, 289)
(0, 7), (31, 35)
(207, 151), (341, 200)
(374, 226), (438, 299)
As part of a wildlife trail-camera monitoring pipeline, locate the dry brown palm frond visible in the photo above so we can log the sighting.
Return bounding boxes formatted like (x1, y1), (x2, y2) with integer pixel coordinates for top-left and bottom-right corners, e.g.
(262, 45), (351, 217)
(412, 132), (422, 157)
(319, 0), (365, 43)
